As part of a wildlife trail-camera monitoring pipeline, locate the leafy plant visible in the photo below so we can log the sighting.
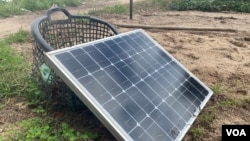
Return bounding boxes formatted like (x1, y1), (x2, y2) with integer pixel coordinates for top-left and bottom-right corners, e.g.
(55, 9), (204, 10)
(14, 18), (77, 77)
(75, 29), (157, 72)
(3, 117), (99, 141)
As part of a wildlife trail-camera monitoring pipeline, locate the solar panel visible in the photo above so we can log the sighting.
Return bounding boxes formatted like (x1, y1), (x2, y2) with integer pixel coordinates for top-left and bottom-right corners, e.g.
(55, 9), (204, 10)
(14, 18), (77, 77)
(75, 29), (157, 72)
(45, 29), (213, 141)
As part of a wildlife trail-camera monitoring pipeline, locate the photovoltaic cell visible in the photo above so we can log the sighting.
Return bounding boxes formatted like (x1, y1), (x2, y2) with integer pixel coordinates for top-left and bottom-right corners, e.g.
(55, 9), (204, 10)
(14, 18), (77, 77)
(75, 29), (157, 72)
(45, 29), (213, 141)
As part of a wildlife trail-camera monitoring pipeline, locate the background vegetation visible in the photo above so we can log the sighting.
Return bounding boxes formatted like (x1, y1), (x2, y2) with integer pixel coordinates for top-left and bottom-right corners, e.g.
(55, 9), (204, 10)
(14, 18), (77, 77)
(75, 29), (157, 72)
(2, 0), (250, 18)
(0, 0), (81, 17)
(146, 0), (250, 12)
(1, 0), (250, 140)
(0, 30), (98, 141)
(170, 0), (250, 12)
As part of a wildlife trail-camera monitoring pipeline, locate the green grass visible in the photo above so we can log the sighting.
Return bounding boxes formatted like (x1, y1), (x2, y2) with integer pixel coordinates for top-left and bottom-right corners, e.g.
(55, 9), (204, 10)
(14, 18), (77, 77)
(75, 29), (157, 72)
(3, 117), (98, 141)
(0, 2), (24, 18)
(0, 29), (44, 110)
(197, 106), (216, 126)
(187, 105), (216, 139)
(145, 0), (172, 9)
(88, 4), (128, 16)
(0, 29), (31, 98)
(189, 127), (206, 139)
(142, 0), (250, 13)
(0, 30), (99, 140)
(4, 29), (30, 44)
(219, 98), (241, 107)
(210, 84), (222, 95)
(169, 0), (250, 13)
(0, 0), (82, 18)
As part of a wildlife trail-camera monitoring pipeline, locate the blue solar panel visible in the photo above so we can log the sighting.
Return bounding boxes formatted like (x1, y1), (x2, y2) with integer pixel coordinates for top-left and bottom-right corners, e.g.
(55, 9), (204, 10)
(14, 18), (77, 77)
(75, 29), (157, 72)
(45, 29), (213, 141)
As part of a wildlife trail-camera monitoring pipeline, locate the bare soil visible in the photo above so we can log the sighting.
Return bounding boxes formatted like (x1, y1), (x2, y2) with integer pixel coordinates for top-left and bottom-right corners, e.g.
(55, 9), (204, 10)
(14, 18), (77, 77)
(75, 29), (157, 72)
(0, 0), (250, 141)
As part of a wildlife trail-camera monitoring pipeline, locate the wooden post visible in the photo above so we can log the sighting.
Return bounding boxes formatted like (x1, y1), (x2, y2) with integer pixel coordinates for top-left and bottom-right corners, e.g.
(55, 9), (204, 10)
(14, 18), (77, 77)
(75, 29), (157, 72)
(130, 0), (133, 20)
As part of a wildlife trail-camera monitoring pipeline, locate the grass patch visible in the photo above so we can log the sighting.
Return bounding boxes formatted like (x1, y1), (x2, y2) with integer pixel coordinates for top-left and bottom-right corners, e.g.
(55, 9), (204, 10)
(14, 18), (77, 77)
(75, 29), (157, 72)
(210, 84), (223, 95)
(104, 4), (128, 14)
(88, 4), (128, 16)
(219, 99), (241, 107)
(0, 29), (31, 98)
(0, 0), (82, 18)
(4, 29), (30, 44)
(2, 117), (99, 141)
(142, 0), (250, 13)
(18, 0), (80, 12)
(187, 105), (216, 139)
(189, 127), (206, 139)
(145, 0), (171, 9)
(0, 2), (24, 18)
(169, 0), (250, 13)
(197, 106), (216, 126)
(0, 30), (99, 141)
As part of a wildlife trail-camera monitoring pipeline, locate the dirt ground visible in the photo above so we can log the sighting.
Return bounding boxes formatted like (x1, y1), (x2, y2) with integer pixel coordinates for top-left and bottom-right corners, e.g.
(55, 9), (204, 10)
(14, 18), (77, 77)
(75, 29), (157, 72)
(0, 0), (250, 141)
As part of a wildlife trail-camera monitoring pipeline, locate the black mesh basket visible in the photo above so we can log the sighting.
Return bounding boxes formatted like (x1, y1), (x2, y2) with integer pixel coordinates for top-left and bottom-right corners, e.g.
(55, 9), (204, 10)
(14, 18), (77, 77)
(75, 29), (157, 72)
(31, 7), (119, 109)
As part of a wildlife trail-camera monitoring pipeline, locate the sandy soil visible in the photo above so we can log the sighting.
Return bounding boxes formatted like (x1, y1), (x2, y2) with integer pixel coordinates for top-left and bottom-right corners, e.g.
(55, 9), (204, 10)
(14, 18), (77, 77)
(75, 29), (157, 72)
(0, 0), (250, 141)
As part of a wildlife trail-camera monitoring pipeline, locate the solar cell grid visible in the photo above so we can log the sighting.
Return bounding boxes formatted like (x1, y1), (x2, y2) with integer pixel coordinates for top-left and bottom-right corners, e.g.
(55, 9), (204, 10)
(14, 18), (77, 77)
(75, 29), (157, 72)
(45, 29), (213, 141)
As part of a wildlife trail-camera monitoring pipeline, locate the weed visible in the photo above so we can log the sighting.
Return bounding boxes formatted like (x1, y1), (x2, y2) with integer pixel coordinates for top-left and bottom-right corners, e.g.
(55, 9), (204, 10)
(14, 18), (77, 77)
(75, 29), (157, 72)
(0, 30), (99, 141)
(197, 106), (216, 126)
(0, 29), (30, 98)
(3, 117), (99, 141)
(4, 29), (30, 44)
(82, 131), (99, 140)
(210, 84), (222, 95)
(219, 99), (241, 107)
(189, 127), (206, 139)
(31, 105), (47, 115)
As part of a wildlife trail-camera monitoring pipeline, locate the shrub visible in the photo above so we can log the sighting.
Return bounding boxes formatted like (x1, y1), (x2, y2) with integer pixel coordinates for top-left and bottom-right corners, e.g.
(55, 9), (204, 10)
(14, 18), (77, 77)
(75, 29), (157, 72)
(170, 0), (250, 13)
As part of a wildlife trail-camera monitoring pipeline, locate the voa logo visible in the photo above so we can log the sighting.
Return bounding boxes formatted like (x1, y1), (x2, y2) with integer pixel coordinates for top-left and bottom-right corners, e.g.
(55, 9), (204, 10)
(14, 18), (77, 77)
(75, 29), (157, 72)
(226, 129), (246, 136)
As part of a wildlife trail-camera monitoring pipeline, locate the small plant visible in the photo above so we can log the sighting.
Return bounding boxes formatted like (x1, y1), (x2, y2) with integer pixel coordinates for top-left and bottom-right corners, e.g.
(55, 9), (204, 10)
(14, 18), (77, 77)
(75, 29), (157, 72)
(3, 117), (99, 141)
(189, 127), (206, 139)
(31, 105), (47, 115)
(210, 84), (223, 95)
(219, 99), (241, 107)
(197, 106), (216, 126)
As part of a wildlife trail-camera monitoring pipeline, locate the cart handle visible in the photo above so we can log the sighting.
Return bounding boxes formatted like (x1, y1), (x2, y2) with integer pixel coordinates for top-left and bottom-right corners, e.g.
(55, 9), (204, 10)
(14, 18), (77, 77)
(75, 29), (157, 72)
(46, 7), (72, 23)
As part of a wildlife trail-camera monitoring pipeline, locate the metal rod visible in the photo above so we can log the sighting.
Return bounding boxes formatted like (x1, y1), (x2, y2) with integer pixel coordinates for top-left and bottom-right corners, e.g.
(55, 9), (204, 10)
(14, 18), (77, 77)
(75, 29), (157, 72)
(130, 0), (133, 20)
